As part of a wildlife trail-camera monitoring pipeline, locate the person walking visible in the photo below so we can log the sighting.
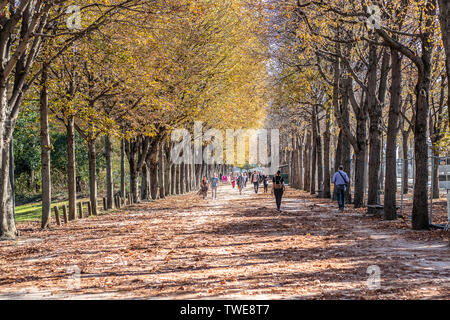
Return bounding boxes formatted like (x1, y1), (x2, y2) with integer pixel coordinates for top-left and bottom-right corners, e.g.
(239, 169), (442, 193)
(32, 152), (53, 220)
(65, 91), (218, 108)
(237, 173), (245, 195)
(252, 171), (260, 193)
(210, 173), (219, 200)
(199, 176), (209, 200)
(332, 165), (350, 211)
(231, 173), (236, 189)
(272, 170), (285, 211)
(263, 174), (269, 193)
(244, 172), (248, 188)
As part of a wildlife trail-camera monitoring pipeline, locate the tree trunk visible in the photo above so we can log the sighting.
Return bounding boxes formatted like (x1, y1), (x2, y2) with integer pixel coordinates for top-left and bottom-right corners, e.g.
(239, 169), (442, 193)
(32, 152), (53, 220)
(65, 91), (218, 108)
(0, 130), (16, 239)
(164, 143), (171, 196)
(127, 139), (139, 204)
(323, 111), (331, 198)
(185, 163), (190, 193)
(67, 117), (77, 221)
(316, 110), (323, 196)
(402, 131), (410, 194)
(367, 43), (383, 206)
(171, 164), (176, 195)
(120, 139), (126, 198)
(438, 0), (450, 126)
(88, 140), (98, 216)
(353, 112), (367, 208)
(105, 135), (113, 209)
(384, 49), (402, 220)
(432, 152), (440, 199)
(412, 73), (431, 229)
(310, 111), (317, 195)
(297, 135), (304, 190)
(412, 0), (435, 230)
(159, 142), (165, 199)
(149, 144), (159, 200)
(40, 63), (51, 229)
(290, 135), (297, 188)
(180, 162), (186, 194)
(304, 131), (311, 192)
(141, 164), (150, 200)
(175, 164), (180, 195)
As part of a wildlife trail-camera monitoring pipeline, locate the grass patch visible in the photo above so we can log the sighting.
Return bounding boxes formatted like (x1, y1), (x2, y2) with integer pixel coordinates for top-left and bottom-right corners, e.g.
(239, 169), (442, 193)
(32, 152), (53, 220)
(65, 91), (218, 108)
(15, 198), (90, 223)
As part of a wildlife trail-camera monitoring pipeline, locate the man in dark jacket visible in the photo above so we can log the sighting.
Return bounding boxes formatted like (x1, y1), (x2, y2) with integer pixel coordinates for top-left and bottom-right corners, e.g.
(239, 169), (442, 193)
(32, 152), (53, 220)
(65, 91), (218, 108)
(272, 170), (285, 212)
(332, 165), (350, 211)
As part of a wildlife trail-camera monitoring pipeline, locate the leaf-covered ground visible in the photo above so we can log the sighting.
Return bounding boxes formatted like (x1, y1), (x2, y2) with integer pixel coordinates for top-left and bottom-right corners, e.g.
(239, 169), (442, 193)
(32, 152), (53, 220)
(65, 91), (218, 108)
(0, 185), (449, 299)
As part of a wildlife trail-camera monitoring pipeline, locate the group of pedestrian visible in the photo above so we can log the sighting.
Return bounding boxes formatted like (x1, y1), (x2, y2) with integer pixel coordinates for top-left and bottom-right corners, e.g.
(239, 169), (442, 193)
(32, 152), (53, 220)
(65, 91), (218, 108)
(199, 173), (220, 200)
(198, 165), (349, 213)
(247, 171), (270, 194)
(198, 169), (286, 212)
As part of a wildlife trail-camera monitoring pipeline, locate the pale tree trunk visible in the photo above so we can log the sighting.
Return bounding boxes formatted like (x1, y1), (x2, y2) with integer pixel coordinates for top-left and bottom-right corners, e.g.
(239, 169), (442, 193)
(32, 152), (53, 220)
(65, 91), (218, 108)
(432, 151), (440, 199)
(88, 139), (98, 216)
(310, 110), (317, 195)
(323, 111), (331, 198)
(341, 79), (352, 204)
(0, 99), (16, 238)
(105, 135), (113, 209)
(40, 63), (51, 229)
(315, 109), (323, 196)
(291, 136), (298, 189)
(158, 142), (165, 199)
(67, 117), (77, 221)
(164, 143), (171, 196)
(120, 139), (125, 197)
(0, 0), (50, 240)
(402, 131), (410, 194)
(289, 139), (295, 188)
(333, 131), (343, 201)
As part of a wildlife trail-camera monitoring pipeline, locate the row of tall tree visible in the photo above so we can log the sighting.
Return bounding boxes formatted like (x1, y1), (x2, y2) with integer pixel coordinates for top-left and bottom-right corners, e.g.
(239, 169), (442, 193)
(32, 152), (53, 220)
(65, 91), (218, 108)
(0, 0), (268, 239)
(268, 0), (449, 230)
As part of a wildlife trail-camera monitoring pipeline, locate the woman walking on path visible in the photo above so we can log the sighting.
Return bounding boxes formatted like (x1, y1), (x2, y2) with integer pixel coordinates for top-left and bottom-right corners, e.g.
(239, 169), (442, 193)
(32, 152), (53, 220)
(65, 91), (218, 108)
(231, 174), (236, 189)
(272, 170), (285, 212)
(237, 174), (245, 195)
(199, 177), (209, 200)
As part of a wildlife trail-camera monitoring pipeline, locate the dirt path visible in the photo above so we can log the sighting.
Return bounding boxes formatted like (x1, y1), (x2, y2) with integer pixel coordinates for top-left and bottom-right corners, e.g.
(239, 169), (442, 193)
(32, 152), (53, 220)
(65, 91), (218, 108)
(0, 185), (448, 299)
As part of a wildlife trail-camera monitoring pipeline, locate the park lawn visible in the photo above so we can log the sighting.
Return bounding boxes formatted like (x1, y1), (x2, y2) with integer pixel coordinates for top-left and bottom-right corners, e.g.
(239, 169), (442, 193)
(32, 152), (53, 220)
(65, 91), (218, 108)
(15, 198), (89, 223)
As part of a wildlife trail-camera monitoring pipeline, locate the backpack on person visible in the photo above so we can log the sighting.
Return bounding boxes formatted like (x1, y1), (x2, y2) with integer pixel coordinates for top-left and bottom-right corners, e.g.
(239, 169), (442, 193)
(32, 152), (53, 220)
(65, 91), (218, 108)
(273, 176), (283, 190)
